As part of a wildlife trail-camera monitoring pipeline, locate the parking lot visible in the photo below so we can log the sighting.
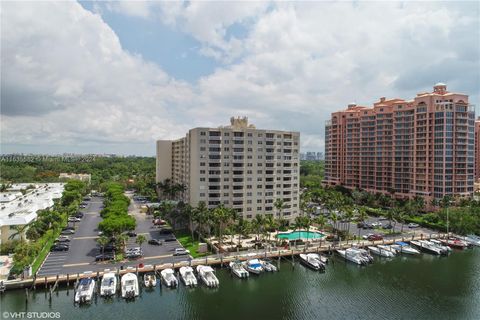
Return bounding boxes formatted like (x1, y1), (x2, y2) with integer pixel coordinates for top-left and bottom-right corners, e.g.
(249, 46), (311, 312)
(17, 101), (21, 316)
(37, 195), (189, 277)
(345, 215), (435, 240)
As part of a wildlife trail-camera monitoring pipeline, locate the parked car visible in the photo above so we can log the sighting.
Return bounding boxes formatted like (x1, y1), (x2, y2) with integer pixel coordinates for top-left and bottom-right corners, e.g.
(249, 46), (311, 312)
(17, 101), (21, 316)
(362, 223), (374, 229)
(371, 222), (383, 228)
(383, 224), (393, 229)
(126, 231), (137, 237)
(75, 212), (84, 218)
(95, 253), (115, 261)
(61, 229), (75, 235)
(103, 243), (116, 252)
(148, 239), (163, 246)
(56, 236), (70, 242)
(164, 236), (176, 242)
(51, 244), (69, 251)
(367, 234), (383, 241)
(159, 228), (173, 234)
(362, 233), (375, 240)
(63, 226), (75, 230)
(83, 197), (91, 201)
(173, 248), (190, 256)
(153, 219), (167, 226)
(68, 217), (81, 222)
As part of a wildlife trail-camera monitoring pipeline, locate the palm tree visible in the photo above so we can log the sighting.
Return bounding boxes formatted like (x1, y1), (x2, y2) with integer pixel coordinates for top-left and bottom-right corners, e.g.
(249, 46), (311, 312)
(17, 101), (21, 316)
(330, 212), (338, 235)
(116, 234), (129, 253)
(252, 214), (265, 243)
(213, 205), (234, 248)
(135, 234), (146, 249)
(343, 207), (354, 243)
(192, 201), (207, 240)
(274, 198), (286, 220)
(357, 207), (368, 239)
(182, 204), (196, 240)
(235, 218), (250, 249)
(314, 215), (327, 231)
(8, 225), (29, 243)
(264, 214), (279, 243)
(97, 235), (110, 256)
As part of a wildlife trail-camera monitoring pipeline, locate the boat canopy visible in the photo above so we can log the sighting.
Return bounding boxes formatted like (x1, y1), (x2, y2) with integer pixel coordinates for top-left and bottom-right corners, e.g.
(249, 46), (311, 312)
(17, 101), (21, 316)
(395, 241), (408, 246)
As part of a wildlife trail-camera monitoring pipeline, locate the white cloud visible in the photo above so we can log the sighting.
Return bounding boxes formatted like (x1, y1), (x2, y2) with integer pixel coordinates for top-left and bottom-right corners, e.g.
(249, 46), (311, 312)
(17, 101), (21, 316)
(1, 1), (479, 155)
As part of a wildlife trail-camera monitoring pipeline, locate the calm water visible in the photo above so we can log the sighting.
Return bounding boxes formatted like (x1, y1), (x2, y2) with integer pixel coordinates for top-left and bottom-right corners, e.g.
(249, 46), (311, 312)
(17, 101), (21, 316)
(2, 249), (479, 320)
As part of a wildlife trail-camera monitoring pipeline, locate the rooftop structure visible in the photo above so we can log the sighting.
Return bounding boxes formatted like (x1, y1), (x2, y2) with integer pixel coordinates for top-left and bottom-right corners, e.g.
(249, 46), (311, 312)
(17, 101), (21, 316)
(59, 173), (91, 183)
(0, 183), (64, 244)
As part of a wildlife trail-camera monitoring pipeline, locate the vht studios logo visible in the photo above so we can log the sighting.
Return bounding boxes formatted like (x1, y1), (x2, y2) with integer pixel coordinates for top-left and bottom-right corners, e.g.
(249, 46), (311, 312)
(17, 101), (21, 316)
(3, 312), (61, 319)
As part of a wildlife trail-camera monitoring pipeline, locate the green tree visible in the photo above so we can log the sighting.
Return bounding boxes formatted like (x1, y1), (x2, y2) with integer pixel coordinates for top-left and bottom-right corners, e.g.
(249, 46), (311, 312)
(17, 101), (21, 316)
(136, 234), (146, 249)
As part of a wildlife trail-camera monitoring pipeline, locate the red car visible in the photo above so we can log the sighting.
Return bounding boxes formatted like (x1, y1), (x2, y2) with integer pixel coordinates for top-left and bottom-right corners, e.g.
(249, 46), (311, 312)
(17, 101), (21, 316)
(152, 219), (167, 226)
(367, 234), (383, 241)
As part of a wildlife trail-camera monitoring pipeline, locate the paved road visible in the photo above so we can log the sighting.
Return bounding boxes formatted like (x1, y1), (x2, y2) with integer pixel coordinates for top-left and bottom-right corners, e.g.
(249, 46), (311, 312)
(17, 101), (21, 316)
(37, 194), (188, 277)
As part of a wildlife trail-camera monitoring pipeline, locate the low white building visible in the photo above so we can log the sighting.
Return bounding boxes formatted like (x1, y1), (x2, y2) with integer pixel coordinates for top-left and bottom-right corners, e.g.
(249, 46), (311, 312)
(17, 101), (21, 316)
(59, 173), (91, 184)
(0, 183), (64, 245)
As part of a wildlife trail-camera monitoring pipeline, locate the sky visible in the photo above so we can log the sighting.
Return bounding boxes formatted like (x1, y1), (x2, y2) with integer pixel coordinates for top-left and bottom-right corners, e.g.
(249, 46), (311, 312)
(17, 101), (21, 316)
(1, 1), (479, 156)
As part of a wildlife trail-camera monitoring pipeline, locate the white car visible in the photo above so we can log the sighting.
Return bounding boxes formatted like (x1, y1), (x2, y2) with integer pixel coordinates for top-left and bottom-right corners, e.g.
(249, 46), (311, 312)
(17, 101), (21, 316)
(371, 222), (382, 227)
(408, 223), (419, 228)
(362, 233), (374, 240)
(173, 248), (190, 256)
(68, 217), (81, 222)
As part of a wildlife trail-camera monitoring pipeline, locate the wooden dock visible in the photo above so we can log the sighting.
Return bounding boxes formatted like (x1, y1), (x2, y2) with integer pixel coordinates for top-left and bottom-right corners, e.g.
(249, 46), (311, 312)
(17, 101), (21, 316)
(2, 232), (447, 291)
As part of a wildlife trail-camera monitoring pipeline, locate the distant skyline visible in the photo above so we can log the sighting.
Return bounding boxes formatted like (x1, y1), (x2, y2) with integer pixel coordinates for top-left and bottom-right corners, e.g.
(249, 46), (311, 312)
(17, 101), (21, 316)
(1, 1), (479, 156)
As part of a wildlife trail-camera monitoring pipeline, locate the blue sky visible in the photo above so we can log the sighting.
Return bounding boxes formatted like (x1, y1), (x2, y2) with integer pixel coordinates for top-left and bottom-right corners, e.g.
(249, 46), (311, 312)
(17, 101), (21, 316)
(1, 1), (479, 155)
(79, 1), (218, 83)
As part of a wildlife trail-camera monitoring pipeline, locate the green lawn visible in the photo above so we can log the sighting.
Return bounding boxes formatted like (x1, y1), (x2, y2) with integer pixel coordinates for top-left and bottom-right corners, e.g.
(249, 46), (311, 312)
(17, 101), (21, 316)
(174, 229), (210, 258)
(31, 237), (56, 274)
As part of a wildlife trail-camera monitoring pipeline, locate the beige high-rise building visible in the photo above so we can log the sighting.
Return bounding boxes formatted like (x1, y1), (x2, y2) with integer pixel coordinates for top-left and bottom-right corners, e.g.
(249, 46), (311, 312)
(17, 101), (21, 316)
(156, 117), (301, 220)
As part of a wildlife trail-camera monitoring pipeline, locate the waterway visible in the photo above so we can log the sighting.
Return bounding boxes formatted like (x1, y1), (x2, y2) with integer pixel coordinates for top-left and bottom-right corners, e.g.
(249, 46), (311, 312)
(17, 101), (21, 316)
(1, 248), (479, 320)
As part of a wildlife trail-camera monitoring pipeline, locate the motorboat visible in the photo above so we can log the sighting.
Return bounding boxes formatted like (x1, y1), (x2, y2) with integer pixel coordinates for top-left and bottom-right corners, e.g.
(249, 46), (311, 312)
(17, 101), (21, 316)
(440, 238), (468, 249)
(75, 278), (95, 304)
(229, 261), (249, 278)
(368, 246), (395, 258)
(261, 259), (278, 272)
(348, 248), (373, 263)
(336, 249), (367, 265)
(160, 268), (178, 287)
(299, 253), (326, 271)
(464, 234), (480, 246)
(100, 272), (117, 296)
(144, 272), (157, 288)
(391, 242), (420, 255)
(196, 265), (219, 288)
(243, 259), (264, 274)
(121, 273), (139, 299)
(377, 245), (397, 254)
(423, 240), (450, 254)
(411, 240), (443, 255)
(179, 266), (198, 286)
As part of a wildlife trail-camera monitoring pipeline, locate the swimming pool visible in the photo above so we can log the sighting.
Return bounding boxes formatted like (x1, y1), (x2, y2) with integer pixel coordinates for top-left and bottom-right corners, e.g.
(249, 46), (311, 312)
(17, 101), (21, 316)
(276, 231), (325, 240)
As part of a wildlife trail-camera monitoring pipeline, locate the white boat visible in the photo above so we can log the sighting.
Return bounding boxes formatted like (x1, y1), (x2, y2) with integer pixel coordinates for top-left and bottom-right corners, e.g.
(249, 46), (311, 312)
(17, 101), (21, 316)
(422, 240), (450, 255)
(160, 268), (178, 287)
(391, 242), (420, 255)
(100, 273), (117, 296)
(179, 266), (198, 286)
(121, 273), (139, 299)
(144, 272), (157, 288)
(463, 234), (480, 246)
(261, 259), (278, 272)
(368, 246), (395, 258)
(196, 265), (219, 288)
(243, 259), (264, 274)
(411, 240), (443, 255)
(299, 253), (326, 271)
(348, 248), (374, 263)
(75, 278), (95, 303)
(229, 261), (249, 278)
(336, 249), (367, 265)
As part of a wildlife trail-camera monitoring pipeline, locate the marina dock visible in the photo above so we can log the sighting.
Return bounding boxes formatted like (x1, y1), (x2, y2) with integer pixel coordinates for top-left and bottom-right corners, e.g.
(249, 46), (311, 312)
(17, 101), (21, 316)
(2, 232), (448, 291)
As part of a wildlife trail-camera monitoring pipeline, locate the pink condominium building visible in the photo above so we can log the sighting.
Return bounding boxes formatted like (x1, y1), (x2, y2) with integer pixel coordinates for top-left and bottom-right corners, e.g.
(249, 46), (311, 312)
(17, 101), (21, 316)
(324, 83), (475, 203)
